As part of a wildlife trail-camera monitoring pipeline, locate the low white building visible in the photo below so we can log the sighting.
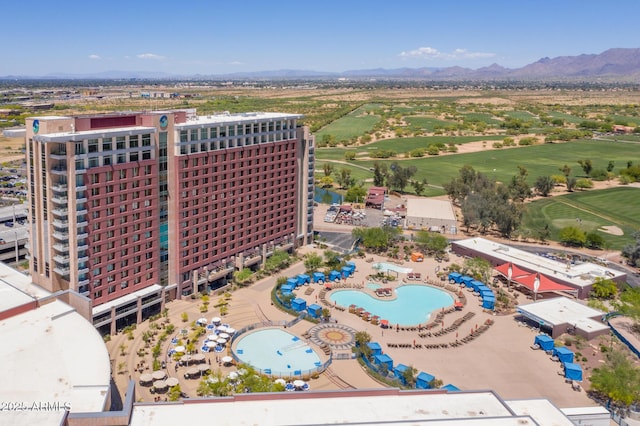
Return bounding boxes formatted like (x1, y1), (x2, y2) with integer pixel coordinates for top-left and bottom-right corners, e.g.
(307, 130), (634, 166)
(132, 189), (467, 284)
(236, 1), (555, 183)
(405, 198), (457, 234)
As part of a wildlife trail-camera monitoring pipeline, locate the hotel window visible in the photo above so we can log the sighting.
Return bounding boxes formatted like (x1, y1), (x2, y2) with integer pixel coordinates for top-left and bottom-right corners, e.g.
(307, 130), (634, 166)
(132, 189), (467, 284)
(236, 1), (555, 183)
(142, 134), (151, 146)
(103, 156), (112, 166)
(200, 128), (208, 139)
(129, 135), (138, 148)
(102, 138), (112, 151)
(88, 157), (99, 167)
(229, 125), (235, 137)
(180, 130), (188, 142)
(116, 137), (126, 150)
(190, 129), (198, 141)
(130, 152), (139, 161)
(88, 139), (99, 153)
(210, 127), (217, 138)
(117, 153), (126, 164)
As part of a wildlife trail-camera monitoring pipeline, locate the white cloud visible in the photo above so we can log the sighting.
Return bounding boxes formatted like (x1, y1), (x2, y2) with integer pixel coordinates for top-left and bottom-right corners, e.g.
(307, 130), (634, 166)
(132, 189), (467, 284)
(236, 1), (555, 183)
(399, 46), (495, 61)
(136, 53), (165, 60)
(88, 54), (101, 60)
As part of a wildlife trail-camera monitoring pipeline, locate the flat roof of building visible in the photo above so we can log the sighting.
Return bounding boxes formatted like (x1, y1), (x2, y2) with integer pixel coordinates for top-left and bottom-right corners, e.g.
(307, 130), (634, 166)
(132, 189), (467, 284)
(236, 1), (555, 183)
(130, 389), (573, 425)
(406, 198), (457, 221)
(0, 297), (110, 415)
(0, 262), (49, 312)
(453, 237), (625, 289)
(517, 297), (607, 334)
(92, 283), (163, 316)
(505, 398), (575, 425)
(178, 111), (302, 127)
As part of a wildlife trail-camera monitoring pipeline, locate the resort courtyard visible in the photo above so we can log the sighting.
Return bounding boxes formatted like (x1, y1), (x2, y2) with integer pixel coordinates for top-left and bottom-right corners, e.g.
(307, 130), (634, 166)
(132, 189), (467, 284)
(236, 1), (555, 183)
(107, 245), (599, 409)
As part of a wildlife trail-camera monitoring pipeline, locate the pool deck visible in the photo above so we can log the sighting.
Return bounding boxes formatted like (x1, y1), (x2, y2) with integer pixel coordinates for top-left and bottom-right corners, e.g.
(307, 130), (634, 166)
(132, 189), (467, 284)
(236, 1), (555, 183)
(109, 245), (598, 408)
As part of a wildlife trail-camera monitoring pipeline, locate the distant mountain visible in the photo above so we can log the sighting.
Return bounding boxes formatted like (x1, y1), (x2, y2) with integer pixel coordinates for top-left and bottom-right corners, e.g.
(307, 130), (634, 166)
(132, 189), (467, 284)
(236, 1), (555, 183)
(2, 48), (640, 81)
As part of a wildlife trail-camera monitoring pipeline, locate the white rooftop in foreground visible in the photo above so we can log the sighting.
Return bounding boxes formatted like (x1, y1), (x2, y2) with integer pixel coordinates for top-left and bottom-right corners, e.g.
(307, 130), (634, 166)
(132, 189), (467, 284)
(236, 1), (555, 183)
(453, 237), (625, 289)
(130, 389), (573, 426)
(506, 398), (575, 425)
(518, 297), (607, 333)
(0, 262), (111, 424)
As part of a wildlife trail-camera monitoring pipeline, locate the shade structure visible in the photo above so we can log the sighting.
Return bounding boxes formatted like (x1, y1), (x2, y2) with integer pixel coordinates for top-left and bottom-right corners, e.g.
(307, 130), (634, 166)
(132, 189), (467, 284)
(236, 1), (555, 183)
(515, 272), (575, 294)
(198, 364), (210, 373)
(152, 370), (166, 380)
(312, 272), (326, 283)
(554, 347), (574, 363)
(416, 372), (435, 389)
(218, 332), (230, 339)
(208, 334), (218, 341)
(139, 373), (153, 383)
(307, 303), (323, 319)
(191, 353), (206, 362)
(380, 319), (389, 327)
(217, 325), (228, 332)
(374, 353), (393, 370)
(291, 297), (307, 312)
(448, 272), (462, 283)
(534, 334), (554, 351)
(460, 276), (474, 287)
(185, 367), (199, 376)
(165, 377), (179, 387)
(441, 384), (461, 391)
(211, 317), (221, 324)
(174, 345), (186, 353)
(293, 379), (305, 388)
(286, 277), (299, 288)
(367, 342), (382, 356)
(221, 356), (233, 365)
(495, 262), (531, 280)
(228, 371), (239, 380)
(329, 270), (342, 282)
(225, 327), (236, 334)
(275, 378), (287, 386)
(482, 296), (495, 310)
(216, 337), (227, 344)
(196, 317), (208, 325)
(297, 274), (311, 285)
(205, 341), (217, 348)
(180, 355), (192, 363)
(564, 362), (583, 381)
(393, 364), (409, 384)
(153, 380), (167, 389)
(280, 284), (294, 294)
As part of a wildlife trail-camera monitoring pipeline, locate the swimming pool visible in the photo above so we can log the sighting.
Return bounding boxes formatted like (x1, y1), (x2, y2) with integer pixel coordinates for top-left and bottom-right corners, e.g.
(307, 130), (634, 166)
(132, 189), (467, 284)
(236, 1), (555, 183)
(234, 328), (322, 376)
(372, 262), (413, 274)
(329, 285), (453, 326)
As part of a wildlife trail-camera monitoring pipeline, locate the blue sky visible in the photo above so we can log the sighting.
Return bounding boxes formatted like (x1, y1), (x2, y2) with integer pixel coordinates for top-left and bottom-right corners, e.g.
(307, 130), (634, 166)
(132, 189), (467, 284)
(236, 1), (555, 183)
(3, 0), (639, 76)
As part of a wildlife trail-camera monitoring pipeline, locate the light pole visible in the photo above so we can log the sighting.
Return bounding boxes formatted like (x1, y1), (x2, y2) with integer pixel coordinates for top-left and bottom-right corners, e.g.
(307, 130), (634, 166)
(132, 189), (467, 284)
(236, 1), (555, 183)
(14, 231), (19, 265)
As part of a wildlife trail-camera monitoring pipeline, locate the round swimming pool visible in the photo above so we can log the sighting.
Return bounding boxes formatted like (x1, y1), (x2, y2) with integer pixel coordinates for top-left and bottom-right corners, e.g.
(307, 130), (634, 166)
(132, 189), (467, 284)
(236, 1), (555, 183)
(234, 328), (322, 376)
(329, 285), (454, 326)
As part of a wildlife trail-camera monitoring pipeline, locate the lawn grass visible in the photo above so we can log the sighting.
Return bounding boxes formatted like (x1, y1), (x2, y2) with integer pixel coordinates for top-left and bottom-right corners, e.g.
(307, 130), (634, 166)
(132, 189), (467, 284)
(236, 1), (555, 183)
(462, 112), (502, 125)
(520, 187), (640, 250)
(405, 116), (457, 132)
(547, 111), (584, 124)
(503, 111), (539, 122)
(315, 105), (380, 142)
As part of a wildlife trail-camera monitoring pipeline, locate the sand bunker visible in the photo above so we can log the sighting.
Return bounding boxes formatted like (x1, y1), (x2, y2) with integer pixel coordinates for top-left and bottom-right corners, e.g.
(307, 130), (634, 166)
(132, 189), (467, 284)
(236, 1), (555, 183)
(600, 225), (623, 236)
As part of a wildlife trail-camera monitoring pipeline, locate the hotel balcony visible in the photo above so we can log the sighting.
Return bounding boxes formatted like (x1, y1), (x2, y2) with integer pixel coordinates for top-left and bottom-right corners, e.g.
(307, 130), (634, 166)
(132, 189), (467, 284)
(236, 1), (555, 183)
(53, 265), (70, 276)
(50, 165), (68, 175)
(52, 231), (69, 241)
(53, 242), (69, 253)
(53, 254), (70, 265)
(52, 218), (68, 228)
(49, 151), (67, 160)
(51, 207), (68, 217)
(51, 183), (68, 192)
(51, 195), (68, 205)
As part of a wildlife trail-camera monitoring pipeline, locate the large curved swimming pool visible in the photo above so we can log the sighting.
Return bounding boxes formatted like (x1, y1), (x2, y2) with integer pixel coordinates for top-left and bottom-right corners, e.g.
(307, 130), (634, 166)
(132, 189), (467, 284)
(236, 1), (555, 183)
(329, 285), (453, 326)
(234, 328), (322, 377)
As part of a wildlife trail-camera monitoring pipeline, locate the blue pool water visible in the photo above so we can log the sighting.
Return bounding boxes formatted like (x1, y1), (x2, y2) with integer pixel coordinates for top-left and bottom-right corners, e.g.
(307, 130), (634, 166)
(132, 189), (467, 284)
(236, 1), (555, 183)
(372, 262), (413, 274)
(234, 328), (321, 376)
(329, 285), (453, 325)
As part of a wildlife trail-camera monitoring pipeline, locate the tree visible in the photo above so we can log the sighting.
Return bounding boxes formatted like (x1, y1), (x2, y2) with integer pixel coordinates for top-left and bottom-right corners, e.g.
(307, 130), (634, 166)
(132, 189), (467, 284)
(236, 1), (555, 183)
(590, 351), (640, 409)
(559, 164), (572, 177)
(566, 177), (577, 192)
(353, 331), (372, 359)
(388, 163), (417, 193)
(622, 231), (640, 267)
(345, 184), (367, 203)
(508, 174), (532, 202)
(318, 176), (334, 188)
(323, 249), (342, 268)
(336, 168), (354, 189)
(411, 178), (427, 196)
(323, 163), (334, 177)
(590, 277), (618, 299)
(607, 160), (615, 172)
(463, 257), (493, 283)
(372, 162), (388, 187)
(303, 252), (323, 272)
(534, 175), (555, 197)
(401, 365), (418, 387)
(414, 231), (448, 255)
(352, 226), (401, 252)
(577, 159), (593, 176)
(585, 232), (605, 249)
(559, 226), (586, 247)
(344, 151), (356, 161)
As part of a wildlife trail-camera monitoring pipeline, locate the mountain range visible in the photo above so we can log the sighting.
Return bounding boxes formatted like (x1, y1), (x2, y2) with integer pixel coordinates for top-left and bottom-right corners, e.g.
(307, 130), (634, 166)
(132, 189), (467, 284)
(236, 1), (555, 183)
(3, 48), (640, 81)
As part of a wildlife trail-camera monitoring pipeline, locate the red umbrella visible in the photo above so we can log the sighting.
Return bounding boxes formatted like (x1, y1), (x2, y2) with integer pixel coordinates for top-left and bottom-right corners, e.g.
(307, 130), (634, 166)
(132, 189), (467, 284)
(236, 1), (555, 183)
(380, 319), (389, 327)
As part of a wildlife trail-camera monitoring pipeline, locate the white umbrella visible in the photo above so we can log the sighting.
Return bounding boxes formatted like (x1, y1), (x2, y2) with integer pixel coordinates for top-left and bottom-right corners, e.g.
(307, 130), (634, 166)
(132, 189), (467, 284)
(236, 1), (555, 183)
(217, 325), (228, 332)
(275, 378), (286, 386)
(293, 379), (305, 388)
(228, 371), (238, 380)
(216, 337), (227, 344)
(211, 317), (221, 324)
(152, 370), (166, 380)
(218, 332), (230, 339)
(225, 327), (236, 334)
(153, 380), (167, 389)
(174, 345), (186, 353)
(221, 356), (233, 364)
(205, 341), (217, 348)
(207, 334), (218, 341)
(139, 373), (153, 383)
(197, 317), (208, 325)
(165, 377), (179, 387)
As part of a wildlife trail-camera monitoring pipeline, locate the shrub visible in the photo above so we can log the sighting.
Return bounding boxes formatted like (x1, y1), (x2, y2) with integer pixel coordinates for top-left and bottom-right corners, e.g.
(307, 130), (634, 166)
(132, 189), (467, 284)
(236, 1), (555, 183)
(492, 142), (503, 149)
